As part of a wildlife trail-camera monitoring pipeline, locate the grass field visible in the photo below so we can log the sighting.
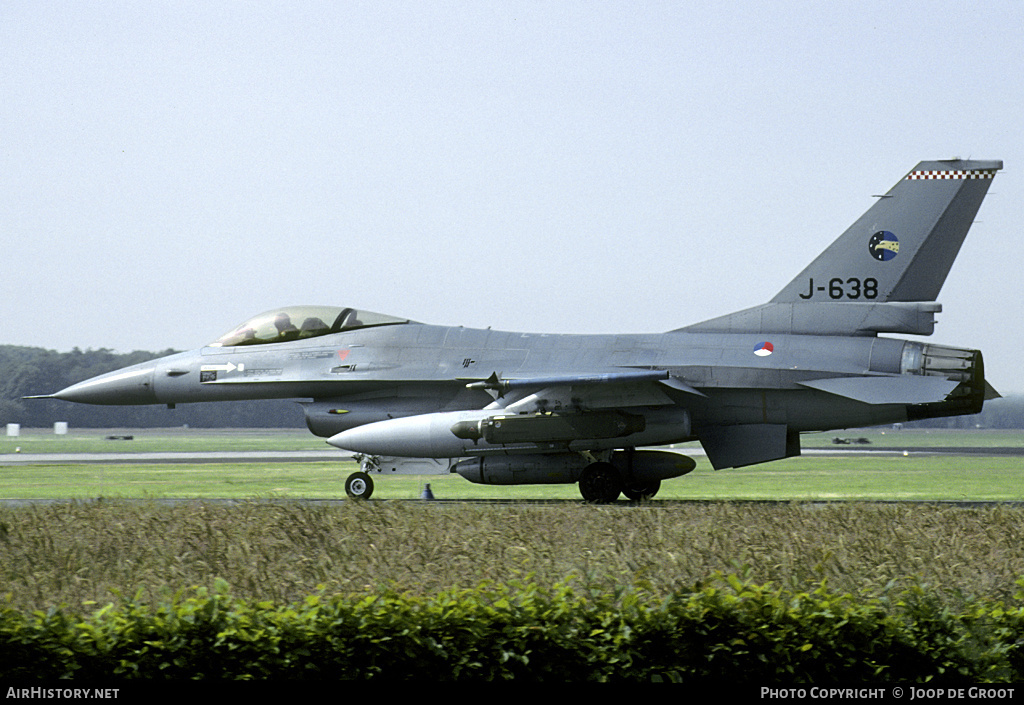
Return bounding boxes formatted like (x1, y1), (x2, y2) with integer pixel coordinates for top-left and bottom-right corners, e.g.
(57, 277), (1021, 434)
(2, 456), (1024, 501)
(2, 499), (1023, 612)
(2, 427), (1024, 500)
(2, 428), (1024, 614)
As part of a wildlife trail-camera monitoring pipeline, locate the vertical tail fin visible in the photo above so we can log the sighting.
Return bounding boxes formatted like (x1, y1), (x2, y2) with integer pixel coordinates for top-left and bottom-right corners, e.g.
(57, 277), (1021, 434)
(771, 159), (1001, 304)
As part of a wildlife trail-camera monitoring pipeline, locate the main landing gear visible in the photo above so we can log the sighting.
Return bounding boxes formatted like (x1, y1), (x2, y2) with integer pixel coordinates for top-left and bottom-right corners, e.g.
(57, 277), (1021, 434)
(578, 462), (620, 503)
(578, 461), (662, 503)
(623, 479), (661, 502)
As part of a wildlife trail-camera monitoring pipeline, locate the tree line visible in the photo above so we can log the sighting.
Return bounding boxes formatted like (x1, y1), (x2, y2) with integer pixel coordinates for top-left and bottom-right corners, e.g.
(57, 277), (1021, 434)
(2, 344), (1023, 430)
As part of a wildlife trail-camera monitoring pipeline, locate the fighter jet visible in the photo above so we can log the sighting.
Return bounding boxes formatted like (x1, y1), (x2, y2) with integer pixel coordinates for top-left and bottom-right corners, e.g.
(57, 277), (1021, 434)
(33, 159), (1003, 501)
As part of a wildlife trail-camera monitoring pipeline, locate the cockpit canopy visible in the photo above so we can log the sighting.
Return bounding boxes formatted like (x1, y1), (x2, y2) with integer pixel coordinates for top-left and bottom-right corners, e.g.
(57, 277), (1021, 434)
(209, 306), (411, 347)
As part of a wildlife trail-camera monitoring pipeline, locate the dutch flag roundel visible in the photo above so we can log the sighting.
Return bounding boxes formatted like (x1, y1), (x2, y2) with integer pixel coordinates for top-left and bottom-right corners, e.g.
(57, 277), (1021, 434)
(754, 341), (774, 357)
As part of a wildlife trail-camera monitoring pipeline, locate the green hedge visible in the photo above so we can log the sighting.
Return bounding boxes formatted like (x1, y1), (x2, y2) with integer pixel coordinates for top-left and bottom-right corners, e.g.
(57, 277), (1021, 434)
(3, 575), (1024, 681)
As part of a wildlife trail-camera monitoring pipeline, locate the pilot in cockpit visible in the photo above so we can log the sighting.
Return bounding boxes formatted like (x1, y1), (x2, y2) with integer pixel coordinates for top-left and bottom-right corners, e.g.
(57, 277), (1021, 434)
(299, 317), (329, 338)
(273, 312), (300, 341)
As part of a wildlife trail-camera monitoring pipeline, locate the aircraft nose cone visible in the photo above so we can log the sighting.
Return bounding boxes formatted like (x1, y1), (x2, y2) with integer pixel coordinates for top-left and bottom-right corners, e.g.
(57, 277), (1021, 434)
(51, 364), (158, 405)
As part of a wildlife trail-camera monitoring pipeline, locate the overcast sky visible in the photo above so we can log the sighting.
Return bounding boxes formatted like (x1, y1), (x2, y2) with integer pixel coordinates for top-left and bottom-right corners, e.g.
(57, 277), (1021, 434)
(3, 2), (1023, 392)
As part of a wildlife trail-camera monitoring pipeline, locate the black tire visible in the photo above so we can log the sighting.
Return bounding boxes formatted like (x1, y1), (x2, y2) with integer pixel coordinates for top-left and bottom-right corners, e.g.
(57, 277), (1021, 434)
(622, 480), (661, 501)
(345, 471), (374, 500)
(578, 462), (622, 503)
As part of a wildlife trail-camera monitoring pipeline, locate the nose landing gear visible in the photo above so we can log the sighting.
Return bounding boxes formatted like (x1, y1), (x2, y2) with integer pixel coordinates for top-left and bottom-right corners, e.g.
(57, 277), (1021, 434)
(345, 471), (374, 500)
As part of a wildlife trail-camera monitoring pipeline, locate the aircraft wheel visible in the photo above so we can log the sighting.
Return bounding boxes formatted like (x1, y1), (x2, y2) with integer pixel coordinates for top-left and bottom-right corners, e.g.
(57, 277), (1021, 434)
(345, 471), (374, 500)
(623, 480), (661, 501)
(579, 462), (622, 503)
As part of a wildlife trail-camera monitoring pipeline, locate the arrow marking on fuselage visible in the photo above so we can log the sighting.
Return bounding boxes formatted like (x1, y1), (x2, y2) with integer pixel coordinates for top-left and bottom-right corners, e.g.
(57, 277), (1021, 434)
(200, 363), (244, 373)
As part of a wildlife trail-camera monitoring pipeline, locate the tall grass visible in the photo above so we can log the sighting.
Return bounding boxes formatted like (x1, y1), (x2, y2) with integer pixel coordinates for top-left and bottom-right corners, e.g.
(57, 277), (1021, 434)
(2, 500), (1022, 612)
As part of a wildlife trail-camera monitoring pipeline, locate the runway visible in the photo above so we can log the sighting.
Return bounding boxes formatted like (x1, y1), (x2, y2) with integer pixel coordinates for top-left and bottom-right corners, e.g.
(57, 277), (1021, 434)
(0, 449), (347, 465)
(2, 445), (1023, 466)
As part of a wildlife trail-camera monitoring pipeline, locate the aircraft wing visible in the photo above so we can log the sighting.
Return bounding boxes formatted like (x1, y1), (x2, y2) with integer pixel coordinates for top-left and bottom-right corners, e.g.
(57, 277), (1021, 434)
(468, 369), (704, 414)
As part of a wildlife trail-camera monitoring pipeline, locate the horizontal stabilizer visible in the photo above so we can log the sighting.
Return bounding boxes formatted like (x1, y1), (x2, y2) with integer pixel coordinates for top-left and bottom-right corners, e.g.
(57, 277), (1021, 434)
(798, 375), (960, 405)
